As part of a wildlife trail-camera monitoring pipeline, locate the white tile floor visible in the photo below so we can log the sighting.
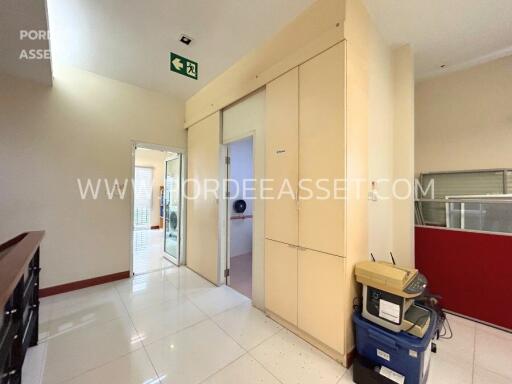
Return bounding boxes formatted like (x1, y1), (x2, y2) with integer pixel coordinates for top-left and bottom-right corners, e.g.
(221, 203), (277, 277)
(133, 229), (174, 275)
(24, 267), (512, 384)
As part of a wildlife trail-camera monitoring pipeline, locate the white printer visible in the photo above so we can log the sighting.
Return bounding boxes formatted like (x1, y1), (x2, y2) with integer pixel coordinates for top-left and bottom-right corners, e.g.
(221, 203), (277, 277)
(355, 260), (430, 338)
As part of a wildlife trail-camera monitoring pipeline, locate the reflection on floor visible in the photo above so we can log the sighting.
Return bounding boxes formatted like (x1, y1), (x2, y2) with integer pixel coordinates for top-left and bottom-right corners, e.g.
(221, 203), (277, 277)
(164, 229), (178, 259)
(229, 252), (252, 298)
(23, 266), (512, 384)
(133, 229), (173, 274)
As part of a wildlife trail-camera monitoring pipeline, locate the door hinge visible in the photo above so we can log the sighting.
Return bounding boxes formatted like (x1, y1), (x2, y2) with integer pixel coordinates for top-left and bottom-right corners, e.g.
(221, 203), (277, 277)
(224, 268), (230, 278)
(225, 191), (231, 198)
(225, 156), (231, 165)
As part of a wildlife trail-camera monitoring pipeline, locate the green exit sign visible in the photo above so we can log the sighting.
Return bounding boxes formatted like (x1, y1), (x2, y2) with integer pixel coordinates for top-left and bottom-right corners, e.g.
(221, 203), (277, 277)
(170, 52), (198, 80)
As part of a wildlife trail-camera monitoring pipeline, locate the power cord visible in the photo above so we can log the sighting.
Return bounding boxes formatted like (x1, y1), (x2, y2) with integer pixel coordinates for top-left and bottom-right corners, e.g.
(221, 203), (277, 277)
(353, 296), (362, 313)
(415, 291), (453, 340)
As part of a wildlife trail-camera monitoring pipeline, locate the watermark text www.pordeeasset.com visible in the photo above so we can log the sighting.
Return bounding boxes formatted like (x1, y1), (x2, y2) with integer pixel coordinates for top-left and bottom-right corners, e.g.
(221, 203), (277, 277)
(19, 30), (51, 60)
(76, 178), (435, 201)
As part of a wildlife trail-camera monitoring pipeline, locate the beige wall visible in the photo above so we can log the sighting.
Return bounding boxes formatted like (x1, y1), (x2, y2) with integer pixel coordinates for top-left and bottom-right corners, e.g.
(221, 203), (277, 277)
(185, 0), (344, 128)
(0, 65), (186, 288)
(416, 55), (512, 174)
(134, 149), (168, 228)
(367, 20), (394, 260)
(343, 0), (414, 351)
(365, 16), (415, 267)
(392, 46), (415, 267)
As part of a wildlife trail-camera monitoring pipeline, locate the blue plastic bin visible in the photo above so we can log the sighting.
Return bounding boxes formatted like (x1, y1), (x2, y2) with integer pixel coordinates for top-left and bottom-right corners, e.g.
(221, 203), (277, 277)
(353, 308), (437, 384)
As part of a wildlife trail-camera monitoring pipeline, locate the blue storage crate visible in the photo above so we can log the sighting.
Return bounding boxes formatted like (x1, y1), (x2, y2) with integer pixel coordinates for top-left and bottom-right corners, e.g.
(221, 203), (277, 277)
(353, 308), (437, 384)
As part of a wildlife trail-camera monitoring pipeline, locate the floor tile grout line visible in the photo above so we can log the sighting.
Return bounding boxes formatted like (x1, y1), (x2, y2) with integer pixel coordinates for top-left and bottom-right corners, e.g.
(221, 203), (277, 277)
(190, 300), (285, 384)
(471, 328), (512, 381)
(39, 285), (129, 341)
(180, 287), (252, 353)
(38, 280), (236, 347)
(184, 283), (285, 360)
(210, 316), (249, 352)
(186, 286), (287, 380)
(118, 268), (226, 382)
(184, 287), (278, 354)
(114, 269), (242, 350)
(39, 308), (133, 345)
(183, 287), (252, 320)
(115, 282), (163, 383)
(50, 348), (145, 384)
(140, 316), (244, 384)
(181, 287), (281, 384)
(472, 364), (512, 382)
(244, 326), (284, 352)
(336, 367), (351, 384)
(164, 266), (216, 291)
(35, 286), (139, 384)
(247, 327), (287, 354)
(196, 352), (250, 384)
(248, 327), (347, 384)
(119, 291), (193, 318)
(133, 265), (175, 277)
(32, 342), (48, 384)
(246, 347), (287, 384)
(140, 317), (211, 349)
(169, 278), (288, 383)
(140, 341), (163, 383)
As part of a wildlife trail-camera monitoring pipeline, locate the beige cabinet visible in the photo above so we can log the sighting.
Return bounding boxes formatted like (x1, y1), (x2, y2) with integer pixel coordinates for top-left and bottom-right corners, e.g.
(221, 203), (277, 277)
(186, 113), (221, 284)
(298, 249), (345, 352)
(264, 239), (298, 326)
(265, 68), (299, 246)
(264, 45), (346, 256)
(264, 42), (349, 363)
(298, 43), (345, 257)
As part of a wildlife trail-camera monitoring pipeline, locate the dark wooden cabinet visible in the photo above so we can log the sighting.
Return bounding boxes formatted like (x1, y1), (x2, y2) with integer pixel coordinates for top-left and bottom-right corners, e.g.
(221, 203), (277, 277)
(0, 232), (44, 384)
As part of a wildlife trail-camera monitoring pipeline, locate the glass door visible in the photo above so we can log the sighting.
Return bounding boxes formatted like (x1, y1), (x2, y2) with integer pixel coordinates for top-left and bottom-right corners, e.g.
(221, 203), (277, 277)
(164, 155), (181, 264)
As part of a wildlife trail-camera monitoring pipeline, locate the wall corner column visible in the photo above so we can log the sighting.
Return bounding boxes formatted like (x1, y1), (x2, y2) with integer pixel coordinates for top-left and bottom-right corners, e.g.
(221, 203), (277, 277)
(392, 45), (415, 267)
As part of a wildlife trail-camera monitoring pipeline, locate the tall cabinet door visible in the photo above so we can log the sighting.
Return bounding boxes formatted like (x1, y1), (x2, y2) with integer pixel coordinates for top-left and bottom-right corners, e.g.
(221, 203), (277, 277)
(298, 248), (345, 352)
(298, 43), (346, 256)
(265, 68), (299, 246)
(265, 239), (298, 326)
(186, 113), (220, 284)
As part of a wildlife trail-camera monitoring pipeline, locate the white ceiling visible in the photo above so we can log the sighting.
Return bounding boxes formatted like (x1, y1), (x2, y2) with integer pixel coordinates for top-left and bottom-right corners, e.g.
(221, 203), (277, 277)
(47, 0), (316, 100)
(0, 0), (52, 84)
(5, 0), (511, 90)
(363, 0), (512, 80)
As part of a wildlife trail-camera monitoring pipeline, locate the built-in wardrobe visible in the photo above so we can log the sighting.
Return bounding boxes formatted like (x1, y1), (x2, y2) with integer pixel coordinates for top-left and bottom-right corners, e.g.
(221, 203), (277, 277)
(264, 42), (350, 362)
(184, 0), (412, 367)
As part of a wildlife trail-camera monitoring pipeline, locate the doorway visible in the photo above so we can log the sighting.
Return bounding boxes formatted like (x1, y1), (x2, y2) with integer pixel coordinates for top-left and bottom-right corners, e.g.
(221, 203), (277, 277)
(132, 146), (183, 275)
(226, 136), (254, 298)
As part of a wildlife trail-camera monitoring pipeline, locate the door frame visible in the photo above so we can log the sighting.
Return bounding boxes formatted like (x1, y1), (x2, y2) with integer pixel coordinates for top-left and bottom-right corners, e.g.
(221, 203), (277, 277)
(221, 134), (255, 288)
(130, 141), (187, 276)
(163, 154), (183, 266)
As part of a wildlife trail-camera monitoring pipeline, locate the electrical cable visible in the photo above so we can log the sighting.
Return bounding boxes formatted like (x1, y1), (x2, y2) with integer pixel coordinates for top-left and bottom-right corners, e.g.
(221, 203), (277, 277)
(353, 296), (362, 312)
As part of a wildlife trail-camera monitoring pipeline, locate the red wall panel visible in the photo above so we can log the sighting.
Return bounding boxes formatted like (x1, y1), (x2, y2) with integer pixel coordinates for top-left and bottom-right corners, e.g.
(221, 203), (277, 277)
(415, 226), (512, 330)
